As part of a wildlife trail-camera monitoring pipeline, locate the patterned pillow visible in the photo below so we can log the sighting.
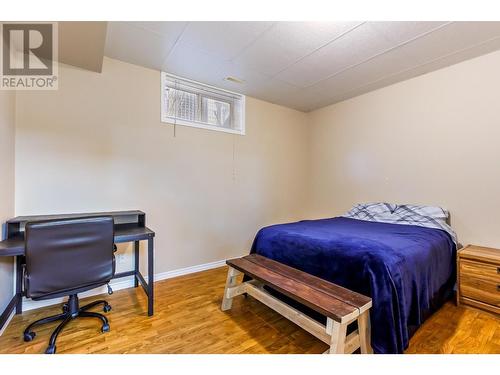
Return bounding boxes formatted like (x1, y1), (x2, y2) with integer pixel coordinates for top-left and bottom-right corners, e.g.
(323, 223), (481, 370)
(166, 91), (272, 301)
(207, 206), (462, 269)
(394, 204), (449, 221)
(344, 202), (396, 221)
(343, 202), (456, 245)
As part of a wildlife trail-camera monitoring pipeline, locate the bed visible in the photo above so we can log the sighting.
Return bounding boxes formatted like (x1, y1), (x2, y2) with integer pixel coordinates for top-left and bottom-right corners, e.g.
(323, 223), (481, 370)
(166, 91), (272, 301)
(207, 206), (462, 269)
(250, 203), (457, 354)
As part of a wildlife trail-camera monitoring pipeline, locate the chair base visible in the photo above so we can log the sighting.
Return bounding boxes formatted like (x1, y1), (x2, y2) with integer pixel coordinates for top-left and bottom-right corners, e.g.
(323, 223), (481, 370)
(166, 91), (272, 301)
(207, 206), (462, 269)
(23, 294), (111, 354)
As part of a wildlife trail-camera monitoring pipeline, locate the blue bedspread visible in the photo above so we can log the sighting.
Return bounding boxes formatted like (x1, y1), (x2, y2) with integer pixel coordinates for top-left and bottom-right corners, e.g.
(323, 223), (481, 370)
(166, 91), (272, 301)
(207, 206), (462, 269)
(250, 217), (456, 354)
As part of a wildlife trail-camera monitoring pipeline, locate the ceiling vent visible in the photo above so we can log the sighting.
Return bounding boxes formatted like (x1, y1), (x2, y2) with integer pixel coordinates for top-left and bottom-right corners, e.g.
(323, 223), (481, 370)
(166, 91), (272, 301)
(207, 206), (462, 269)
(224, 76), (245, 84)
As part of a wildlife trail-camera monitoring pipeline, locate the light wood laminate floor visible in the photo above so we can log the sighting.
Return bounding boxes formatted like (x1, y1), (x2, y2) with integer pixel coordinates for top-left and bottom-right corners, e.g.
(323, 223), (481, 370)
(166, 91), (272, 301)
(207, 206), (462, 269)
(0, 266), (499, 354)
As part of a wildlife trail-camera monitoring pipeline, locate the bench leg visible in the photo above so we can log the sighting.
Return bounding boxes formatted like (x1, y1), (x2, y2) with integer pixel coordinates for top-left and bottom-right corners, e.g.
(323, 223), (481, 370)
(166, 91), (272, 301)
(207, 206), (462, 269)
(221, 266), (241, 311)
(326, 317), (347, 354)
(357, 311), (373, 354)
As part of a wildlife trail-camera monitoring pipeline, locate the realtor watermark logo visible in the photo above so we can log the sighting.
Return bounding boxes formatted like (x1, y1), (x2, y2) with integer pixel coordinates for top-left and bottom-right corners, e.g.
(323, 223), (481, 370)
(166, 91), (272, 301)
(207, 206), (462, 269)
(0, 22), (58, 90)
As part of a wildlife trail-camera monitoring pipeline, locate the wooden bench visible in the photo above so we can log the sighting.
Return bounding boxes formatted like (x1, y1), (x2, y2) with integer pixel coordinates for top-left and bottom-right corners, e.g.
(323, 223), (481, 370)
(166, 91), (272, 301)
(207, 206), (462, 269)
(221, 254), (373, 354)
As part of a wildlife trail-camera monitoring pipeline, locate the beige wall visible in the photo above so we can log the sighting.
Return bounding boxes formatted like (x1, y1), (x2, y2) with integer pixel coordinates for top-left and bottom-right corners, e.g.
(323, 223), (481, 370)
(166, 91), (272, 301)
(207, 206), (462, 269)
(308, 50), (500, 248)
(15, 57), (310, 274)
(0, 90), (15, 314)
(14, 49), (500, 278)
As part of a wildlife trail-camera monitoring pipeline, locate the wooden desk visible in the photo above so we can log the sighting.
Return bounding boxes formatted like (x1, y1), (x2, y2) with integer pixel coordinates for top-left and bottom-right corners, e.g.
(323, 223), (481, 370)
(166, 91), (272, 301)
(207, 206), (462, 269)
(0, 210), (155, 331)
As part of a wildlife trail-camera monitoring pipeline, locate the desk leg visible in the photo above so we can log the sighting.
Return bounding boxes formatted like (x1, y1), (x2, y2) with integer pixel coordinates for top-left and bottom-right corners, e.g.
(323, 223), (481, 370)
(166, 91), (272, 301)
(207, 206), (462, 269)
(15, 256), (23, 314)
(134, 241), (139, 288)
(147, 237), (154, 316)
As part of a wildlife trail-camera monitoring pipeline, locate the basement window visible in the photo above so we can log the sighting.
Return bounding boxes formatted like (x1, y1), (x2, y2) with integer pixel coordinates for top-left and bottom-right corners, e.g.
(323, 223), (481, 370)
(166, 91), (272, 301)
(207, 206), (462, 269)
(161, 73), (245, 135)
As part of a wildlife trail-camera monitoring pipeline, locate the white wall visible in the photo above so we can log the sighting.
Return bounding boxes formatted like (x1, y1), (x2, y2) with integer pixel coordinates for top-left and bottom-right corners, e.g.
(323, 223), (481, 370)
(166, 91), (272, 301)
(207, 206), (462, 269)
(0, 90), (15, 315)
(308, 49), (500, 248)
(15, 57), (310, 275)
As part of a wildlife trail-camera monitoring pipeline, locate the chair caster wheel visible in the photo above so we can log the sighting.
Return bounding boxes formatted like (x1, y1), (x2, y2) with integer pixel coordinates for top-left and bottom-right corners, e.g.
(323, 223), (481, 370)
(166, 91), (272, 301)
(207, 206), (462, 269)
(101, 323), (110, 333)
(45, 345), (56, 354)
(103, 304), (112, 313)
(23, 332), (36, 342)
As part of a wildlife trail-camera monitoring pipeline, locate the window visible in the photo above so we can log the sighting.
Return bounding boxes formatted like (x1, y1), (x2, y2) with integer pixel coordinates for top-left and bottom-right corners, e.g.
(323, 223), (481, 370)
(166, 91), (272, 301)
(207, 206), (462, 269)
(161, 73), (245, 135)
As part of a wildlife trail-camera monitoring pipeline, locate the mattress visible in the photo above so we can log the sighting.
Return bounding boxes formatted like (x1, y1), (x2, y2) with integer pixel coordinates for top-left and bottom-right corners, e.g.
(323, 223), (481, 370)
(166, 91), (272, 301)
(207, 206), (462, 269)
(250, 217), (456, 353)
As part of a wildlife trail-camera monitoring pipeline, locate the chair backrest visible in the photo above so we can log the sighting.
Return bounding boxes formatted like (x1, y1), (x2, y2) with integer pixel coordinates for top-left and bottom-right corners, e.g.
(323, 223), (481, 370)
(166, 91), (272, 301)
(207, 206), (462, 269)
(25, 216), (115, 300)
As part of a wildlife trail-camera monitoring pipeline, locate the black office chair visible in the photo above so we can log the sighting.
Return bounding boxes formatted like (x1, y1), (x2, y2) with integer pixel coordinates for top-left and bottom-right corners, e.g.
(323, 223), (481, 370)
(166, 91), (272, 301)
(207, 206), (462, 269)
(22, 216), (116, 354)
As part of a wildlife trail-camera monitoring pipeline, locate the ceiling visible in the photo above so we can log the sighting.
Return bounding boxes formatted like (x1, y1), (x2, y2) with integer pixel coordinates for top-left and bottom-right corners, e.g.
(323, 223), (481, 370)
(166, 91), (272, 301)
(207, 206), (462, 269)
(105, 21), (500, 112)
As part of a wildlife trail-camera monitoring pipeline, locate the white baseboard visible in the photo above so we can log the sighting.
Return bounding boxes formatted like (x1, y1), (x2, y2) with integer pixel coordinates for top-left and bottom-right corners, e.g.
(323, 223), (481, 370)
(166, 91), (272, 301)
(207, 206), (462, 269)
(21, 277), (136, 312)
(21, 258), (227, 312)
(153, 258), (226, 282)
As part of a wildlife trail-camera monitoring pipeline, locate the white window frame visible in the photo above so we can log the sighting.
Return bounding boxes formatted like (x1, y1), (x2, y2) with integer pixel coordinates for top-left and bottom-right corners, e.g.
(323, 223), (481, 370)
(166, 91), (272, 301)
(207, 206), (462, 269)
(161, 72), (246, 135)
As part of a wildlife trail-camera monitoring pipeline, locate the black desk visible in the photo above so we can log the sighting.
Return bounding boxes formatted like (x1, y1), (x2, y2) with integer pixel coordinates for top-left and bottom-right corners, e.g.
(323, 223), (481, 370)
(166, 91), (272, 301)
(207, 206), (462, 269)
(0, 210), (155, 331)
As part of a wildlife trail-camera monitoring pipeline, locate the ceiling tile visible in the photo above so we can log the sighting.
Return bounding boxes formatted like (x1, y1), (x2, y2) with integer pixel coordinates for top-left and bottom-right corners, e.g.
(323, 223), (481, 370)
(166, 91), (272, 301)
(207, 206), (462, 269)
(368, 21), (448, 46)
(297, 86), (340, 112)
(208, 61), (272, 97)
(178, 21), (274, 61)
(163, 51), (273, 97)
(305, 35), (500, 112)
(276, 22), (396, 88)
(233, 21), (362, 76)
(307, 46), (416, 97)
(128, 21), (187, 37)
(246, 78), (303, 107)
(105, 22), (185, 71)
(299, 22), (447, 93)
(400, 21), (500, 65)
(162, 43), (228, 86)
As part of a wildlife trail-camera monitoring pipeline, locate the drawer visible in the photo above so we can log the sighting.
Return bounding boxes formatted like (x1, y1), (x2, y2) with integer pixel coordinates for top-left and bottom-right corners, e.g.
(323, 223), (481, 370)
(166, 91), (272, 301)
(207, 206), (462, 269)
(459, 259), (500, 283)
(460, 277), (500, 307)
